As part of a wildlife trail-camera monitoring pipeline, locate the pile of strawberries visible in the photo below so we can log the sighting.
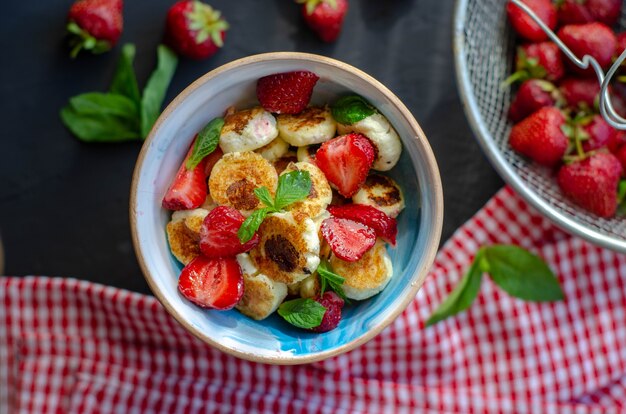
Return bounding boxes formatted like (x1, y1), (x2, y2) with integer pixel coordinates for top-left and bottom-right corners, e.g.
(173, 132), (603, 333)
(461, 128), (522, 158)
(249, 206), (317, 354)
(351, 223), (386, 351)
(506, 0), (626, 218)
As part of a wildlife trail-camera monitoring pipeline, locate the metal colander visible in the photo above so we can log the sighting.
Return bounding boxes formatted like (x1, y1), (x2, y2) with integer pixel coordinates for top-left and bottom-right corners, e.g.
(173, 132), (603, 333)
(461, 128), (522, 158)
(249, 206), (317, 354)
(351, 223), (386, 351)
(453, 0), (626, 253)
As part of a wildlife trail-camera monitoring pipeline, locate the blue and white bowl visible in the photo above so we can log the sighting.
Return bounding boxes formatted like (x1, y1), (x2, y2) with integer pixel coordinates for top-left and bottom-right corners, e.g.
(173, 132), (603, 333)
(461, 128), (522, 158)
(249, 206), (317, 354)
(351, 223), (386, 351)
(130, 52), (443, 364)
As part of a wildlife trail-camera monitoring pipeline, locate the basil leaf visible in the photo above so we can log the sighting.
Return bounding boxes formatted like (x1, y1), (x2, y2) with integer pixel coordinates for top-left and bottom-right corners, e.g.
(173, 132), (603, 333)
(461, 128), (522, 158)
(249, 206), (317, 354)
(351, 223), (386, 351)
(278, 298), (326, 329)
(237, 208), (270, 243)
(186, 117), (224, 170)
(69, 92), (139, 119)
(254, 187), (275, 210)
(425, 254), (484, 327)
(60, 106), (141, 143)
(482, 245), (564, 302)
(274, 170), (312, 210)
(110, 44), (141, 105)
(317, 261), (349, 302)
(331, 95), (376, 125)
(140, 45), (178, 138)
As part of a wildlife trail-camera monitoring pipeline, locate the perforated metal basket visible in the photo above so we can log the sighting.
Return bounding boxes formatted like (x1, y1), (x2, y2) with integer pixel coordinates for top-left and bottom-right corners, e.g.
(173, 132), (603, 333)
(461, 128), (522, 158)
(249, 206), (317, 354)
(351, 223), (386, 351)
(453, 0), (626, 253)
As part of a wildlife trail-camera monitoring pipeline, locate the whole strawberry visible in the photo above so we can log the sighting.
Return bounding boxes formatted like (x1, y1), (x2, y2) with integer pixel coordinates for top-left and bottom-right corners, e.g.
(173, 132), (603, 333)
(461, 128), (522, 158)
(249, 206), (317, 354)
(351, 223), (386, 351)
(67, 0), (123, 57)
(165, 0), (228, 60)
(310, 291), (344, 332)
(508, 42), (565, 84)
(559, 77), (601, 111)
(508, 79), (561, 123)
(506, 0), (557, 42)
(297, 0), (348, 42)
(578, 115), (617, 152)
(557, 23), (617, 75)
(557, 0), (621, 26)
(557, 152), (623, 217)
(509, 107), (569, 166)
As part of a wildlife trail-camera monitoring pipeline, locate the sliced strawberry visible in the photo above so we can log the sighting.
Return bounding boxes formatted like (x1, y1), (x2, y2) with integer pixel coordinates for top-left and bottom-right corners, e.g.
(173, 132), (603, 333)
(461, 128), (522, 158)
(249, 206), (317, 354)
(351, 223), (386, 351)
(320, 217), (376, 262)
(178, 255), (244, 310)
(199, 206), (259, 257)
(162, 138), (208, 210)
(310, 291), (344, 333)
(256, 71), (319, 114)
(315, 133), (375, 197)
(203, 146), (224, 178)
(327, 204), (398, 246)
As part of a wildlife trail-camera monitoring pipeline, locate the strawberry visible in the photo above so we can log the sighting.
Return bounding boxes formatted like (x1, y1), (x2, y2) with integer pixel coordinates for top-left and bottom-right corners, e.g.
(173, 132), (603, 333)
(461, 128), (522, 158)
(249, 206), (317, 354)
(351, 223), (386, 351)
(203, 146), (223, 177)
(327, 204), (398, 246)
(310, 291), (344, 332)
(509, 107), (569, 166)
(508, 79), (561, 123)
(557, 0), (621, 26)
(320, 217), (376, 262)
(162, 138), (208, 210)
(178, 256), (244, 310)
(165, 0), (228, 60)
(315, 133), (375, 197)
(66, 0), (123, 57)
(199, 206), (260, 257)
(579, 115), (617, 152)
(508, 42), (565, 84)
(557, 23), (617, 75)
(297, 0), (348, 43)
(557, 152), (622, 217)
(506, 0), (557, 42)
(615, 144), (626, 174)
(559, 77), (601, 111)
(256, 71), (319, 114)
(608, 131), (626, 154)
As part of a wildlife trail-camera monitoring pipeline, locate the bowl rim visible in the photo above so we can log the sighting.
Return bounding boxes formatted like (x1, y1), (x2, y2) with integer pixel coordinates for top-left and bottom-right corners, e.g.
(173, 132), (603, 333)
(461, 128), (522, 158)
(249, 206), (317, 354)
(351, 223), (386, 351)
(453, 0), (626, 253)
(130, 51), (444, 365)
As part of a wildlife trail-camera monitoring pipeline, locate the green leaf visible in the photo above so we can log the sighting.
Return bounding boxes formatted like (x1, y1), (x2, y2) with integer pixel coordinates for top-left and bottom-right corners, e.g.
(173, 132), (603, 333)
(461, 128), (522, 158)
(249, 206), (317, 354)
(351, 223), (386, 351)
(110, 44), (141, 105)
(140, 45), (178, 138)
(69, 92), (139, 119)
(317, 261), (349, 302)
(254, 187), (275, 210)
(237, 208), (270, 243)
(331, 95), (376, 125)
(277, 298), (326, 329)
(185, 117), (224, 170)
(424, 254), (484, 327)
(482, 245), (564, 302)
(274, 170), (312, 210)
(60, 105), (141, 143)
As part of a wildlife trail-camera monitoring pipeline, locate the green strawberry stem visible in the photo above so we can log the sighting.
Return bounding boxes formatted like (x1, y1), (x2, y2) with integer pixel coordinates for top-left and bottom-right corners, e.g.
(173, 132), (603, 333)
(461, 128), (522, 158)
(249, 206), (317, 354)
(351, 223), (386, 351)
(502, 70), (528, 87)
(296, 0), (337, 15)
(186, 2), (229, 47)
(67, 22), (111, 58)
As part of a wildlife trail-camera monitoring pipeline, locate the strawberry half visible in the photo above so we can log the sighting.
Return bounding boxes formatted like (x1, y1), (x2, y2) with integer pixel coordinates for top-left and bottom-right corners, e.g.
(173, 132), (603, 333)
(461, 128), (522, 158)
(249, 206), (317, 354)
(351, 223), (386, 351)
(310, 291), (344, 332)
(178, 256), (244, 310)
(162, 137), (208, 210)
(315, 133), (375, 198)
(321, 217), (376, 262)
(256, 71), (319, 114)
(67, 0), (123, 57)
(506, 0), (557, 42)
(298, 0), (349, 43)
(509, 107), (568, 167)
(199, 206), (260, 257)
(328, 204), (398, 246)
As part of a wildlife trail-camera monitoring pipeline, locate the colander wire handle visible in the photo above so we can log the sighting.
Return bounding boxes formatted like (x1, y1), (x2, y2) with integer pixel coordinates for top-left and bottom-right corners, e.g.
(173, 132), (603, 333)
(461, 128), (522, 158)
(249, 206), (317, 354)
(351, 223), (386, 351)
(508, 0), (626, 130)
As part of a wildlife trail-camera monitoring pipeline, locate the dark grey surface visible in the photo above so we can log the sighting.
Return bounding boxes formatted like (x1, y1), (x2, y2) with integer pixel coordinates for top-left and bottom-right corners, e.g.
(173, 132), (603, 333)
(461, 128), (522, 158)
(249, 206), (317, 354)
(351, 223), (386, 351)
(0, 0), (502, 294)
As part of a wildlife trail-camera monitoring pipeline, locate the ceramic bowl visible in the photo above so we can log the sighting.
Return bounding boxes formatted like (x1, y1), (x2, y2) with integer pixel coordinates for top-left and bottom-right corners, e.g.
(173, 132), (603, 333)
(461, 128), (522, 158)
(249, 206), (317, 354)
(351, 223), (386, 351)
(130, 52), (443, 364)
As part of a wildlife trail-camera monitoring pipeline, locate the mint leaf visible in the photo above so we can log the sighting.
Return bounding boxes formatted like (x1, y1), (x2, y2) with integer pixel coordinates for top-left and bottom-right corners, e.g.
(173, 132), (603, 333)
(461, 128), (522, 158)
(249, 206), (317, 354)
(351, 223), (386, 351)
(237, 208), (270, 243)
(274, 170), (312, 210)
(278, 298), (326, 329)
(331, 95), (376, 125)
(424, 254), (483, 327)
(186, 117), (224, 170)
(110, 44), (141, 105)
(482, 245), (564, 302)
(317, 261), (349, 302)
(69, 92), (139, 119)
(140, 45), (178, 138)
(60, 106), (141, 143)
(254, 187), (275, 209)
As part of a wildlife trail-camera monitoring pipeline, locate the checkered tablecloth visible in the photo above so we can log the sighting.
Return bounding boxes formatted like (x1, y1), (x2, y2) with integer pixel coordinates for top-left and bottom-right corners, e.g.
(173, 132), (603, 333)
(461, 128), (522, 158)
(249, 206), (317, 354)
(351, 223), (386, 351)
(1, 187), (625, 413)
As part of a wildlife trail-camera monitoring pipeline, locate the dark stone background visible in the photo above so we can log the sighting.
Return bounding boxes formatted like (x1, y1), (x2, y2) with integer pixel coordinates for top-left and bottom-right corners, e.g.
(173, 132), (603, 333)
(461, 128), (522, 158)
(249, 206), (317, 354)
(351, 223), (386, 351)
(0, 0), (502, 294)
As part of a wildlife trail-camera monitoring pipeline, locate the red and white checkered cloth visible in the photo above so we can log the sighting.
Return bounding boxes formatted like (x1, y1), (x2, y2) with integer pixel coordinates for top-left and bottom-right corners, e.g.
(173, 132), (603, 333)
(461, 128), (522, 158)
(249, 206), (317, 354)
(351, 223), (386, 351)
(1, 186), (625, 413)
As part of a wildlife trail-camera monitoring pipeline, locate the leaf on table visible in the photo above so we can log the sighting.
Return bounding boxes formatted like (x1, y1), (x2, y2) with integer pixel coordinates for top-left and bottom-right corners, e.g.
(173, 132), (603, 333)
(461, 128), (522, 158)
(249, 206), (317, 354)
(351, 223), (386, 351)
(69, 92), (139, 119)
(60, 106), (141, 143)
(110, 44), (141, 105)
(140, 45), (178, 138)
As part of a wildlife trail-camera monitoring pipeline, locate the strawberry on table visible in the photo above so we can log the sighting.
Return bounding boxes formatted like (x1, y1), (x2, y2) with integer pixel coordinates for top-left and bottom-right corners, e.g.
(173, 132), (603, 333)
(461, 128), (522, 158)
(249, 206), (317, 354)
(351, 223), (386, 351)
(508, 42), (565, 84)
(310, 291), (344, 332)
(557, 152), (623, 217)
(162, 138), (208, 210)
(509, 107), (569, 167)
(178, 256), (244, 310)
(328, 204), (398, 246)
(66, 0), (123, 57)
(256, 71), (320, 114)
(321, 217), (376, 262)
(199, 206), (260, 258)
(557, 23), (617, 75)
(165, 0), (228, 60)
(506, 0), (557, 42)
(315, 133), (375, 198)
(508, 79), (561, 123)
(296, 0), (349, 43)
